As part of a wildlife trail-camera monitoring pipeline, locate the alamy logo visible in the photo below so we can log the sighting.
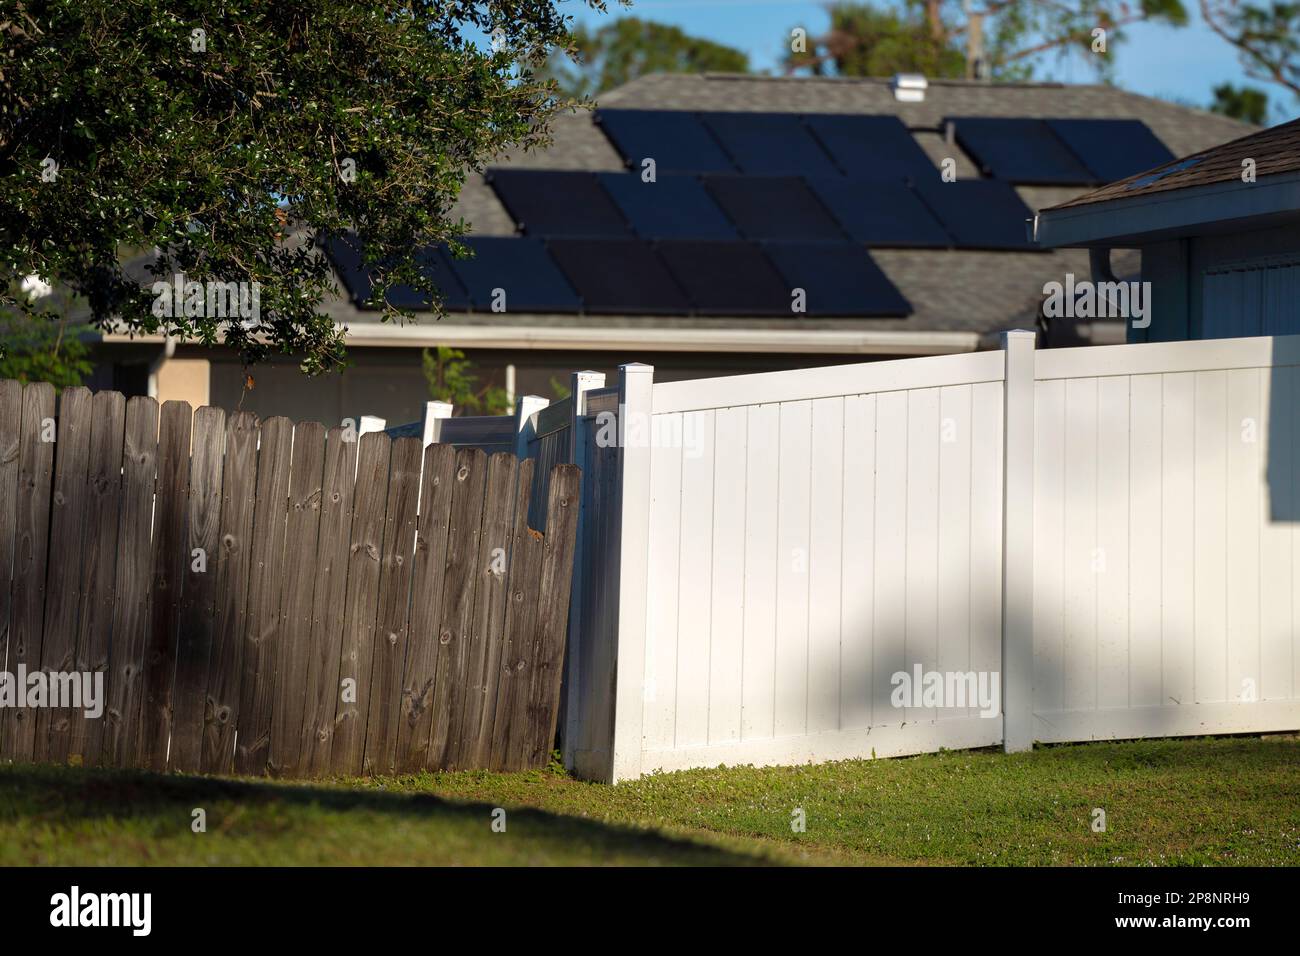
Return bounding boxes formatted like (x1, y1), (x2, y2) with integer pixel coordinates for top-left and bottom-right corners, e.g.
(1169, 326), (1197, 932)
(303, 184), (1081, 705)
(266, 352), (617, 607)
(1042, 273), (1152, 329)
(594, 406), (704, 458)
(890, 665), (1001, 718)
(50, 886), (151, 936)
(152, 274), (260, 322)
(0, 666), (103, 718)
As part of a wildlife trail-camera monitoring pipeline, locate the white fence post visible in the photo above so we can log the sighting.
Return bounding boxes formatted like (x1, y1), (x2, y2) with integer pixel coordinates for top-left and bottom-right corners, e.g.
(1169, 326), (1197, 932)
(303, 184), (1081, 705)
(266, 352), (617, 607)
(562, 370), (607, 771)
(513, 394), (549, 460)
(569, 371), (603, 463)
(1001, 330), (1036, 752)
(609, 362), (653, 782)
(422, 401), (453, 447)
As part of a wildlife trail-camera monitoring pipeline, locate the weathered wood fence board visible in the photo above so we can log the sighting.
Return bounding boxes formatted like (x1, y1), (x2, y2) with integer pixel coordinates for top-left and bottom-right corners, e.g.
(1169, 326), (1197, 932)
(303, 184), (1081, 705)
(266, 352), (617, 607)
(454, 451), (517, 770)
(140, 401), (192, 771)
(362, 436), (422, 776)
(464, 456), (531, 768)
(68, 389), (126, 766)
(0, 382), (22, 688)
(268, 421), (326, 777)
(493, 483), (547, 773)
(395, 442), (456, 774)
(0, 380), (580, 780)
(526, 465), (582, 769)
(104, 396), (158, 766)
(202, 410), (258, 774)
(34, 386), (91, 763)
(3, 382), (55, 758)
(299, 426), (357, 776)
(170, 405), (226, 773)
(330, 432), (391, 775)
(234, 417), (292, 775)
(427, 447), (487, 770)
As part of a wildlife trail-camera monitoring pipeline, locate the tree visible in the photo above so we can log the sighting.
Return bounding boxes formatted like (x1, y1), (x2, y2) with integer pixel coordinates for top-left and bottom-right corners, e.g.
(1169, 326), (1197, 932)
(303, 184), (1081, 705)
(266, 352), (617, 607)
(544, 17), (749, 99)
(1210, 82), (1270, 124)
(0, 1), (598, 377)
(422, 346), (510, 416)
(0, 278), (93, 387)
(786, 0), (1188, 80)
(788, 4), (966, 77)
(0, 312), (93, 389)
(1202, 1), (1300, 104)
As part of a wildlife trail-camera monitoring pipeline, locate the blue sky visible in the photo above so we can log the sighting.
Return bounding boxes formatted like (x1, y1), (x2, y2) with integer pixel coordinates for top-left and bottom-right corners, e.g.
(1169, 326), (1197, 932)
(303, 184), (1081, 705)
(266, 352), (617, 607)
(561, 0), (1298, 124)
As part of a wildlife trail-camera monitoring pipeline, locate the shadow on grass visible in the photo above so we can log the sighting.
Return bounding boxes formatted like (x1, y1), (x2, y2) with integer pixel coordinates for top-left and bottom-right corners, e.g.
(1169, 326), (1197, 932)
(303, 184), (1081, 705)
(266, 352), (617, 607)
(0, 761), (776, 866)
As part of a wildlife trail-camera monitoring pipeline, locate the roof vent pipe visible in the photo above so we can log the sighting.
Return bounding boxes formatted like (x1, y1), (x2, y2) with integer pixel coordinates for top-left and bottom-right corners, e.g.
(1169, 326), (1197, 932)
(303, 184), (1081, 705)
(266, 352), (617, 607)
(891, 74), (928, 103)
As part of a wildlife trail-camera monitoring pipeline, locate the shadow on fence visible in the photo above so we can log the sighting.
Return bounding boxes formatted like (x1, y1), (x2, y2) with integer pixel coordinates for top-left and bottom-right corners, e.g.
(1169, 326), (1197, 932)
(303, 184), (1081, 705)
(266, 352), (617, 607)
(0, 380), (580, 779)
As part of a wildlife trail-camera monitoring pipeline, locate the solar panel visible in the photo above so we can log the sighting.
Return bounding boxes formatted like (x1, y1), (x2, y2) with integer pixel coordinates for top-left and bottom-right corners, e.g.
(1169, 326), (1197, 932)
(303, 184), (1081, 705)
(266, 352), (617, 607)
(912, 179), (1039, 251)
(764, 241), (912, 317)
(803, 114), (937, 181)
(445, 236), (581, 313)
(703, 175), (846, 241)
(1045, 119), (1176, 184)
(655, 241), (794, 316)
(323, 234), (371, 307)
(597, 172), (739, 240)
(546, 239), (690, 314)
(701, 112), (842, 177)
(595, 109), (737, 174)
(322, 235), (469, 310)
(947, 117), (1094, 185)
(487, 169), (630, 237)
(807, 177), (951, 248)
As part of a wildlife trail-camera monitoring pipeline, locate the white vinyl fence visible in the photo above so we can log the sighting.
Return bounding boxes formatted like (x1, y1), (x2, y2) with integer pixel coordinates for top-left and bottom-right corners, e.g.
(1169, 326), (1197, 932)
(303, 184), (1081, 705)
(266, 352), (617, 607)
(1031, 336), (1300, 744)
(415, 332), (1300, 783)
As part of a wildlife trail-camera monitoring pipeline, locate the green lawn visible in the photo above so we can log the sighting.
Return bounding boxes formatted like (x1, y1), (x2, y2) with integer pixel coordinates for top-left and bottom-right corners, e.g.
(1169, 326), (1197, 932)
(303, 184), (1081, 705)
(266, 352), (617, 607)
(2, 736), (1297, 865)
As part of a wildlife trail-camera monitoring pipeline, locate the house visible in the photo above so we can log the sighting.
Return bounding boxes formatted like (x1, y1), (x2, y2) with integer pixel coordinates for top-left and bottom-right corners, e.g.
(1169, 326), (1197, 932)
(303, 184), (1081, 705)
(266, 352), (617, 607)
(1033, 117), (1300, 340)
(87, 73), (1253, 425)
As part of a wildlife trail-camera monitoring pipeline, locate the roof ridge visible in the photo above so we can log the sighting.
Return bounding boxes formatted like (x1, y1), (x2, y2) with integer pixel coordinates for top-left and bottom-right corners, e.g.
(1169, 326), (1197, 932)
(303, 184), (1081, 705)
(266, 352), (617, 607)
(693, 71), (1089, 90)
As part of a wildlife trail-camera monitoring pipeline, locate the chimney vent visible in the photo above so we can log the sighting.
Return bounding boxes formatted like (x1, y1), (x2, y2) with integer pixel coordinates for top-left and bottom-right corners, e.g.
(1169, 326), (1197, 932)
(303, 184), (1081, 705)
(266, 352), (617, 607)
(891, 73), (928, 102)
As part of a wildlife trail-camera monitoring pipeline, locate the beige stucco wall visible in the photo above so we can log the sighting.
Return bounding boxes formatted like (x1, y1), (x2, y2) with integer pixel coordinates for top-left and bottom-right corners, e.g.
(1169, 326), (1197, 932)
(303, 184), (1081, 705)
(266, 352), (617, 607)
(154, 357), (211, 411)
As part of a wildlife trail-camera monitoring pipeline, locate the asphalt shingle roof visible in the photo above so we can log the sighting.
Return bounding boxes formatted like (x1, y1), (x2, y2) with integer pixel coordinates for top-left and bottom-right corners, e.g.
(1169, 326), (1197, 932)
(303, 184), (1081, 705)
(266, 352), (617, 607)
(1047, 116), (1300, 210)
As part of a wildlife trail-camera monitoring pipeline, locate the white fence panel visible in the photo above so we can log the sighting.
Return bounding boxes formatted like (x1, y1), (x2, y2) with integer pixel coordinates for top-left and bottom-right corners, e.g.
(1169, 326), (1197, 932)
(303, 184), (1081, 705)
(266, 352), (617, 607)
(1031, 339), (1300, 742)
(637, 351), (1008, 775)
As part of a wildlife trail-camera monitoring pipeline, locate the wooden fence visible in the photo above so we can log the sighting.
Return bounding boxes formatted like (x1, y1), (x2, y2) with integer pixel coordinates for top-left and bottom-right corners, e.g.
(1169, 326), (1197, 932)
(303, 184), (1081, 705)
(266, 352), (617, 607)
(0, 379), (580, 777)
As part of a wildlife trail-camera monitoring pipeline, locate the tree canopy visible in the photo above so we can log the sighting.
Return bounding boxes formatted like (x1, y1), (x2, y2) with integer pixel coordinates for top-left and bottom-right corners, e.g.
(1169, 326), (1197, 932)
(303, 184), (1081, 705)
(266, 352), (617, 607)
(543, 16), (749, 99)
(1, 1), (598, 375)
(1210, 82), (1271, 124)
(1202, 0), (1299, 106)
(786, 0), (1188, 80)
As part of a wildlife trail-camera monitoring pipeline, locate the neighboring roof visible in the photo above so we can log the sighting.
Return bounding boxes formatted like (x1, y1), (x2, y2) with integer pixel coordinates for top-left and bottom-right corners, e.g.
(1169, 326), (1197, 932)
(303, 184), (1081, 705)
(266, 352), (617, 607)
(1045, 116), (1300, 211)
(1035, 117), (1300, 248)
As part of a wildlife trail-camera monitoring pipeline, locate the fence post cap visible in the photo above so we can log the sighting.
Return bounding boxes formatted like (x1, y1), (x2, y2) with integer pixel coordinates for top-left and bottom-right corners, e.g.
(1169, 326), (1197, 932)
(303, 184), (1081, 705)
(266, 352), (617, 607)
(1001, 329), (1037, 346)
(515, 393), (549, 422)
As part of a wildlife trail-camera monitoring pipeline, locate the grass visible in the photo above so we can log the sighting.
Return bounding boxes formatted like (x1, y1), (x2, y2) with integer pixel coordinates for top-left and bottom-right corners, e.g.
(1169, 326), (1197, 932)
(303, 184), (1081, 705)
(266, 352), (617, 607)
(2, 736), (1297, 865)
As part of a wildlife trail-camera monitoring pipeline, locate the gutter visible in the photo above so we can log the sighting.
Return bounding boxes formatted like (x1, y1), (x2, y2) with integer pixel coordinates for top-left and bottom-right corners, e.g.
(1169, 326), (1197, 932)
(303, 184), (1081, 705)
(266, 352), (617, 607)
(103, 323), (985, 356)
(1034, 169), (1300, 248)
